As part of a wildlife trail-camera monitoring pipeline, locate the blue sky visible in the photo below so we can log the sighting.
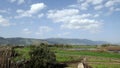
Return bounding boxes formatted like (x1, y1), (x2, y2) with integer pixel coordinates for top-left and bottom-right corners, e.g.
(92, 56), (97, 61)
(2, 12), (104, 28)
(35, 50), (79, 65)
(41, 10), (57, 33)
(0, 0), (120, 43)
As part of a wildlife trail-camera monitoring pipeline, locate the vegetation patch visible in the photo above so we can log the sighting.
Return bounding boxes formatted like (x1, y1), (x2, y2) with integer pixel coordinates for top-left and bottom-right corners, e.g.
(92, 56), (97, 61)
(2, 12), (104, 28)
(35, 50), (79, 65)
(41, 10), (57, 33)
(90, 64), (120, 68)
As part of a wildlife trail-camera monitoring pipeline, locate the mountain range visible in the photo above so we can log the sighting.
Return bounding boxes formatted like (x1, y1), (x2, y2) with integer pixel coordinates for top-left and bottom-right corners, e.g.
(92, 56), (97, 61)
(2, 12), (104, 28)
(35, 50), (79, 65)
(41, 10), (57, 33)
(0, 37), (108, 45)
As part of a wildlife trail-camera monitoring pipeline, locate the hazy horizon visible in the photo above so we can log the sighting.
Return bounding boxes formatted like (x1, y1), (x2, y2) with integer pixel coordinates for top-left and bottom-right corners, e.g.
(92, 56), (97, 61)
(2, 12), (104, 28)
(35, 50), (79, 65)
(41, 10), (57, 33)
(0, 0), (120, 43)
(0, 36), (114, 44)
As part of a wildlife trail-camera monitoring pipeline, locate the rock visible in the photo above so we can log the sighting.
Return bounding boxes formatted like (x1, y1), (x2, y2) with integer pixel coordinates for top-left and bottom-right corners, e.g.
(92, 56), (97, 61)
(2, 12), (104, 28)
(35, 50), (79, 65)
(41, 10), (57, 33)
(78, 63), (84, 68)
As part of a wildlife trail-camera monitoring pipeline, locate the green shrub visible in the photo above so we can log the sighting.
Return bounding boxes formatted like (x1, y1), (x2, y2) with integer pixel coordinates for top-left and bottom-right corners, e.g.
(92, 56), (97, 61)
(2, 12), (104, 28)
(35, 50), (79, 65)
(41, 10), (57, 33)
(27, 44), (56, 68)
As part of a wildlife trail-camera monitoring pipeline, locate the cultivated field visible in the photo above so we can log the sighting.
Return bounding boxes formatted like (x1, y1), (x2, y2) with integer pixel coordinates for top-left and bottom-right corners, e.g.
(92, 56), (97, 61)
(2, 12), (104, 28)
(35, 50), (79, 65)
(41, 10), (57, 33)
(12, 45), (120, 68)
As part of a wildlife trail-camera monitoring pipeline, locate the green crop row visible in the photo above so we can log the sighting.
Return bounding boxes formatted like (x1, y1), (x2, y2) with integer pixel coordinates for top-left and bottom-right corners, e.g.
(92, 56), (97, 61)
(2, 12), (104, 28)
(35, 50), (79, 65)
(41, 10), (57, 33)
(55, 50), (120, 59)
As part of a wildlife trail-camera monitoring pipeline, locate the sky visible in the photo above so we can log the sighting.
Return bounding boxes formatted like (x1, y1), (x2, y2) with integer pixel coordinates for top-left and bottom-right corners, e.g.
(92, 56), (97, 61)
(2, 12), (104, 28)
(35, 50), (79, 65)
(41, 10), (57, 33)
(0, 0), (120, 43)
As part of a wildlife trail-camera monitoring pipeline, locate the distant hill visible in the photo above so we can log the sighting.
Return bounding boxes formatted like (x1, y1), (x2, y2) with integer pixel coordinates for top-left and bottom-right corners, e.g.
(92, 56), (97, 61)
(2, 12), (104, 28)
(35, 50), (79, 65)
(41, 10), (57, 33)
(0, 37), (46, 45)
(45, 38), (107, 45)
(0, 37), (108, 45)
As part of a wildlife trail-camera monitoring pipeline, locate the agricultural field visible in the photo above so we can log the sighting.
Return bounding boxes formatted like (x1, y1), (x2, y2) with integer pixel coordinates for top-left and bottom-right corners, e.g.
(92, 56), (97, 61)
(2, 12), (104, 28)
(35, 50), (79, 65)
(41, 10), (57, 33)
(13, 46), (31, 62)
(13, 45), (120, 68)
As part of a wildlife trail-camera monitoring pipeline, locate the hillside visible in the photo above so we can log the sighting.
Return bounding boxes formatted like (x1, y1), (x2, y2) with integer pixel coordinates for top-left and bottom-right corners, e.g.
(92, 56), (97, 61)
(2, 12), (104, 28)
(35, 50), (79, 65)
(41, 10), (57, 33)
(0, 37), (108, 45)
(45, 38), (107, 45)
(0, 37), (46, 45)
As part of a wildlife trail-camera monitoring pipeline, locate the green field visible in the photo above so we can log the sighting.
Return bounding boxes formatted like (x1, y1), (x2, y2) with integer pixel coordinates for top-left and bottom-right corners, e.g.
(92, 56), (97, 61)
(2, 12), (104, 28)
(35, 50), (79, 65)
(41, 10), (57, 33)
(13, 46), (31, 61)
(90, 64), (120, 68)
(14, 46), (120, 68)
(55, 49), (120, 59)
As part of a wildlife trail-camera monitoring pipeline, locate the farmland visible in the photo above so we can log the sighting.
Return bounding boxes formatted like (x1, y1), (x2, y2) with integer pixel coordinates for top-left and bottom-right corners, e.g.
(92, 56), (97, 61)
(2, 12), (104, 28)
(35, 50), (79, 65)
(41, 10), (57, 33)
(11, 44), (120, 68)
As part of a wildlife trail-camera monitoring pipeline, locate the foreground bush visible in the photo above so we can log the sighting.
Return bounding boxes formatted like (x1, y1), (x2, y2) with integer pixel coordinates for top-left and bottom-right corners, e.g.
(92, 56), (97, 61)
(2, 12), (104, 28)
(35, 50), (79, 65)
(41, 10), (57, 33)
(27, 43), (56, 68)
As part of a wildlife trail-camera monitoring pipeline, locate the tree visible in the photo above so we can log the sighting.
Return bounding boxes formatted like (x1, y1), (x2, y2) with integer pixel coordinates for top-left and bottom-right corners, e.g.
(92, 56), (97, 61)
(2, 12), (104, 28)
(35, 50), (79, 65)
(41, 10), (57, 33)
(28, 43), (56, 68)
(101, 44), (111, 47)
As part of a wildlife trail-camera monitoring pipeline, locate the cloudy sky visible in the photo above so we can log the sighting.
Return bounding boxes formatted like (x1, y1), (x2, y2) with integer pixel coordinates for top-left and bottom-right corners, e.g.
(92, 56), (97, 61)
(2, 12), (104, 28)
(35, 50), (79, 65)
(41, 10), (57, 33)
(0, 0), (120, 43)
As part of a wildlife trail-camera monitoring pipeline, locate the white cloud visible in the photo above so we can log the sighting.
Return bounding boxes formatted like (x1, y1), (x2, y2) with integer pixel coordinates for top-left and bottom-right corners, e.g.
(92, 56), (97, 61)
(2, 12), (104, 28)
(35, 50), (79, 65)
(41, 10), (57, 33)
(78, 0), (103, 5)
(48, 9), (79, 18)
(57, 32), (70, 37)
(22, 28), (32, 34)
(10, 0), (25, 4)
(38, 13), (44, 18)
(68, 0), (104, 10)
(47, 9), (79, 22)
(29, 3), (46, 14)
(77, 0), (84, 3)
(80, 2), (89, 10)
(115, 8), (120, 11)
(0, 15), (10, 26)
(36, 26), (52, 35)
(105, 1), (114, 7)
(69, 0), (120, 15)
(94, 14), (99, 18)
(16, 9), (24, 13)
(94, 5), (103, 10)
(0, 9), (11, 14)
(104, 0), (120, 14)
(68, 5), (77, 8)
(90, 0), (103, 5)
(70, 0), (120, 15)
(15, 3), (46, 18)
(78, 0), (103, 10)
(47, 9), (102, 32)
(61, 19), (102, 32)
(18, 0), (25, 4)
(107, 7), (120, 14)
(105, 0), (120, 7)
(0, 10), (8, 13)
(10, 0), (16, 3)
